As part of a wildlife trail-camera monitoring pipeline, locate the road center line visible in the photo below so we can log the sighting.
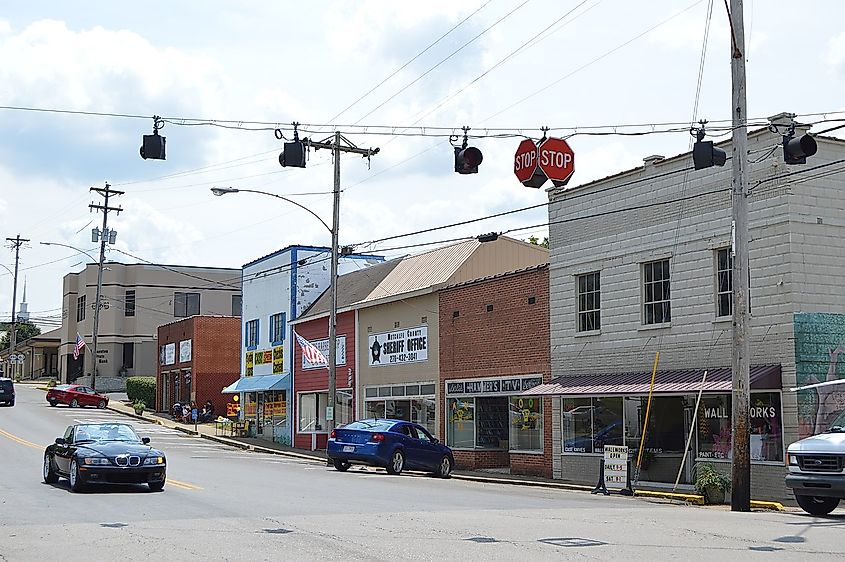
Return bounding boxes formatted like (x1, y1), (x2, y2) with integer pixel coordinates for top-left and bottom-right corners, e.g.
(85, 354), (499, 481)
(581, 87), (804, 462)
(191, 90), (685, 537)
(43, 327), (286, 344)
(0, 427), (43, 450)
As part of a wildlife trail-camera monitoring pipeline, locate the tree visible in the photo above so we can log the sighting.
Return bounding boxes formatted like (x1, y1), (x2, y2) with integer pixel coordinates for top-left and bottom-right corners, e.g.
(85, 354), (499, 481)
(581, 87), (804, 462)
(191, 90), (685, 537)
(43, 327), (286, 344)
(527, 235), (549, 248)
(1, 321), (42, 349)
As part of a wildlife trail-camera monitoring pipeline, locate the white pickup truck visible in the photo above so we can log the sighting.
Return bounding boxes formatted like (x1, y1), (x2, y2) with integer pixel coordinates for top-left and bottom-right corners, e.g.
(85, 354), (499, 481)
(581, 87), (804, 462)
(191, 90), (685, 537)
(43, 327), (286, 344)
(785, 406), (845, 515)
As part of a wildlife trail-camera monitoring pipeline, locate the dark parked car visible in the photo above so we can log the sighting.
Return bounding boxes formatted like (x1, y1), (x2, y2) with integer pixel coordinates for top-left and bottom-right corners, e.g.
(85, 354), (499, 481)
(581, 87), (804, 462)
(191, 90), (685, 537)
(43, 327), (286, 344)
(46, 384), (109, 408)
(327, 419), (454, 477)
(0, 378), (14, 406)
(43, 422), (166, 492)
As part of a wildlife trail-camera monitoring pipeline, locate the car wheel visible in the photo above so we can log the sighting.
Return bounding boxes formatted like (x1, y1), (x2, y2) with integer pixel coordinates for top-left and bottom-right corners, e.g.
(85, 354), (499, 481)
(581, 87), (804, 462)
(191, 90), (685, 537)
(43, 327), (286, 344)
(97, 400), (106, 409)
(43, 453), (59, 484)
(333, 459), (351, 472)
(148, 480), (165, 492)
(69, 458), (85, 492)
(8, 399), (13, 407)
(435, 455), (453, 479)
(48, 399), (57, 407)
(70, 398), (79, 408)
(386, 450), (405, 475)
(795, 494), (840, 516)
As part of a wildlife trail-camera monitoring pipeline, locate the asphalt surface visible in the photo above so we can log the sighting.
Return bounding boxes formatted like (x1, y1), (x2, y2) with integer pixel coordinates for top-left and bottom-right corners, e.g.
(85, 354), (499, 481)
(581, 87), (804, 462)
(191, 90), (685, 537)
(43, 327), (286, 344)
(1, 384), (844, 561)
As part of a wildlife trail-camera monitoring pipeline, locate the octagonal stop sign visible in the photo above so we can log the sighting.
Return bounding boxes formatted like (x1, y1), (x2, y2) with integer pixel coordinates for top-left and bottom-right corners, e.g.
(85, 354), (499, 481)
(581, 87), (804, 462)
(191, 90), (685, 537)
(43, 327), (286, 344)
(514, 138), (547, 188)
(538, 137), (575, 187)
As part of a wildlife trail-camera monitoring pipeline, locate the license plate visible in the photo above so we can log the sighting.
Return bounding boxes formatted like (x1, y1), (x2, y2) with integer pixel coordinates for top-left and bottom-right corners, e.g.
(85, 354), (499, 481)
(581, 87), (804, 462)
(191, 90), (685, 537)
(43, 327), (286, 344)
(342, 445), (355, 453)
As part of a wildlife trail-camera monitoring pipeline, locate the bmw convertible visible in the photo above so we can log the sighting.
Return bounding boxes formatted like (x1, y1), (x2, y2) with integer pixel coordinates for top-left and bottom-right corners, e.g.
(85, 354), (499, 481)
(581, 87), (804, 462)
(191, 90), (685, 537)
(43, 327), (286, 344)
(43, 422), (166, 492)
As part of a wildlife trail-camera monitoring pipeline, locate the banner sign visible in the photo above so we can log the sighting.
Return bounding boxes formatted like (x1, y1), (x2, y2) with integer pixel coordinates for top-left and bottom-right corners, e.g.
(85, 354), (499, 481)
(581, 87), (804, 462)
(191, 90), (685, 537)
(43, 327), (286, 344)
(368, 326), (428, 366)
(592, 445), (634, 496)
(179, 339), (192, 363)
(446, 375), (543, 396)
(164, 343), (176, 365)
(272, 346), (284, 374)
(302, 336), (346, 369)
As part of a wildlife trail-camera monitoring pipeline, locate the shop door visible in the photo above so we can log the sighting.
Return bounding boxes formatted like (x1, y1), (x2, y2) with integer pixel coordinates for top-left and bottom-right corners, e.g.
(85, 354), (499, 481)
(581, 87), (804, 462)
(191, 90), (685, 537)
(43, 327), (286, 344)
(682, 404), (696, 485)
(256, 393), (265, 435)
(162, 373), (171, 412)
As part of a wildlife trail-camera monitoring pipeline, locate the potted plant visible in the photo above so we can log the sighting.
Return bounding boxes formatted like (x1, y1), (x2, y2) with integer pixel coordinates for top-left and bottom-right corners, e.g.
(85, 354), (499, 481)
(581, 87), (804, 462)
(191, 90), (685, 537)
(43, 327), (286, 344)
(133, 399), (146, 416)
(694, 463), (731, 504)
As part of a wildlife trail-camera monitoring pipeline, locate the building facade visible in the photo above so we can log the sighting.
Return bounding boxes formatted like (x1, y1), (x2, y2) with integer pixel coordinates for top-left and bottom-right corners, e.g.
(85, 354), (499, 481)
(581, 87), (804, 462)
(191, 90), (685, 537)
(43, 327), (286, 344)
(542, 113), (845, 501)
(439, 264), (552, 477)
(156, 315), (241, 419)
(59, 262), (241, 391)
(232, 245), (384, 445)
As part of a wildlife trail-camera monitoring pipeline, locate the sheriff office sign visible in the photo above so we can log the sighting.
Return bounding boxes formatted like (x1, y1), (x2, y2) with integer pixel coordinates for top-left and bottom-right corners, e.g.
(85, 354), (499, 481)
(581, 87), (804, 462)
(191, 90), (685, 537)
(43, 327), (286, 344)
(368, 326), (428, 366)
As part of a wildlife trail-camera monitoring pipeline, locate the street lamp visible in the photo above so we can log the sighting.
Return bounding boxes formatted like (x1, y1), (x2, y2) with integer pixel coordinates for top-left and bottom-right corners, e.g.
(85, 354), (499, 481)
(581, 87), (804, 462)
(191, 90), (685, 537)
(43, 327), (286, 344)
(41, 241), (104, 388)
(211, 185), (341, 432)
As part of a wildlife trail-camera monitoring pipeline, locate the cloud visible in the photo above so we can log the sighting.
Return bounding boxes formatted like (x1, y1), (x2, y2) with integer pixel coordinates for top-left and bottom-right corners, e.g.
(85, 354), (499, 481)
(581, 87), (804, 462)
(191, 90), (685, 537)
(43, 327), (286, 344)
(828, 31), (845, 73)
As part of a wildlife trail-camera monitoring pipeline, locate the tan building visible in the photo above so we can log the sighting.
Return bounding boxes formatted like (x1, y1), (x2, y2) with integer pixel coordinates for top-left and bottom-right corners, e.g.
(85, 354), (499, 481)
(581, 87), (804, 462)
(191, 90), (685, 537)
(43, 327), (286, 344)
(59, 262), (241, 391)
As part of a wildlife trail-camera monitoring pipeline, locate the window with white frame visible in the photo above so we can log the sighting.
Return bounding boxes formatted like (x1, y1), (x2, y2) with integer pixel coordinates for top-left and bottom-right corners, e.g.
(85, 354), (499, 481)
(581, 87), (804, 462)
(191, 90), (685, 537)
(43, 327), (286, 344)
(643, 258), (671, 325)
(246, 319), (259, 349)
(577, 271), (601, 332)
(715, 248), (732, 318)
(270, 312), (285, 344)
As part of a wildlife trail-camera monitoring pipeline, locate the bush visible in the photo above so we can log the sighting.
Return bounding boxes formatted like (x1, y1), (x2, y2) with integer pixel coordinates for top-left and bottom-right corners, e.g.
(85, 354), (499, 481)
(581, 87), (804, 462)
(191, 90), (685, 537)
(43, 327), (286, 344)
(126, 376), (156, 409)
(47, 379), (58, 388)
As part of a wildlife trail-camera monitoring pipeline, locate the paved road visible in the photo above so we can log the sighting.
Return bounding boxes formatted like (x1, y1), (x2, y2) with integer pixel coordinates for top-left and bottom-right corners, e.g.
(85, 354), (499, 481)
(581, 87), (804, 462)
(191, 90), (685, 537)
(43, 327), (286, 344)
(1, 385), (843, 561)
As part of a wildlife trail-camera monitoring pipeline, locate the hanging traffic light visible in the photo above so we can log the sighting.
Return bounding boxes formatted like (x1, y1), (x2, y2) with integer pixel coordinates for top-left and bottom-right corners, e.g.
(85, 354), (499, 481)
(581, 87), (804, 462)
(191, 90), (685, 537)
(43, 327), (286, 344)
(454, 126), (483, 174)
(782, 132), (817, 165)
(277, 122), (307, 168)
(691, 120), (726, 170)
(139, 116), (166, 160)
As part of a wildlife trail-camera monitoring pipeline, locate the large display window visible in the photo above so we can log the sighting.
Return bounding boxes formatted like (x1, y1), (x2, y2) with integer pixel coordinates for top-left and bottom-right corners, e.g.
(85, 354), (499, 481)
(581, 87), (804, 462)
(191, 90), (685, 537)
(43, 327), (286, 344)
(509, 396), (543, 451)
(298, 390), (352, 433)
(364, 382), (436, 435)
(697, 392), (783, 462)
(447, 395), (543, 451)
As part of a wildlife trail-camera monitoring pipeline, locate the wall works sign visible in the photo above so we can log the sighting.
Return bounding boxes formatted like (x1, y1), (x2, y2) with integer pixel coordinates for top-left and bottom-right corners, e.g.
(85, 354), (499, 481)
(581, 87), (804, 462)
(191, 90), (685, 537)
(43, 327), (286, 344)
(446, 375), (543, 396)
(368, 326), (427, 366)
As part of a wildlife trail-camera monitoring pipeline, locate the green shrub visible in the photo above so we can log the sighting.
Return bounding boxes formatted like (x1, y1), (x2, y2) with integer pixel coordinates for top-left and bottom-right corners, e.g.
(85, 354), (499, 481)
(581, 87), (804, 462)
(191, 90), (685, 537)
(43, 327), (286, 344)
(126, 376), (156, 408)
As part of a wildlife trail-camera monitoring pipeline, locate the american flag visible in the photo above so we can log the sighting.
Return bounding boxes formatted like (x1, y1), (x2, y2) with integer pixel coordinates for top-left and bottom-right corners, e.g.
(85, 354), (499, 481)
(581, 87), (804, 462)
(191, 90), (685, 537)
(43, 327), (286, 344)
(73, 333), (86, 360)
(294, 331), (327, 366)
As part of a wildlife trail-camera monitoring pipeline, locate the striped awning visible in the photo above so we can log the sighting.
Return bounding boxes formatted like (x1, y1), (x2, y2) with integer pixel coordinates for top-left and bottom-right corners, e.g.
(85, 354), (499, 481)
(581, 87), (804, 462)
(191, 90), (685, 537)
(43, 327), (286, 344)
(525, 364), (781, 396)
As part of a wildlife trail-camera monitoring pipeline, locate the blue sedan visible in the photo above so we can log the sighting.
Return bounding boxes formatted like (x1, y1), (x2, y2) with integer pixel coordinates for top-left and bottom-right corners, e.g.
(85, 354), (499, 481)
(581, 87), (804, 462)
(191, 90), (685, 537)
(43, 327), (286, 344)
(327, 419), (454, 478)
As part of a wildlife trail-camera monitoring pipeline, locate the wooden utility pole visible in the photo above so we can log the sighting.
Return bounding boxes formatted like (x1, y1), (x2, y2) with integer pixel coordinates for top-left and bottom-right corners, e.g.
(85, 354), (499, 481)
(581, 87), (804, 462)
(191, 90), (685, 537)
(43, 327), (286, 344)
(5, 234), (28, 379)
(729, 0), (751, 512)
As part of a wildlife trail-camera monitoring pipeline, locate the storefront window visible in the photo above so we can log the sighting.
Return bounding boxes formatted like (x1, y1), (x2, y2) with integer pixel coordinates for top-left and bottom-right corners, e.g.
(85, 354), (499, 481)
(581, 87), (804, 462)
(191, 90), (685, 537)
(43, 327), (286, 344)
(298, 392), (327, 432)
(477, 397), (509, 449)
(411, 398), (436, 436)
(592, 397), (623, 452)
(364, 382), (436, 435)
(509, 396), (543, 451)
(447, 397), (475, 448)
(336, 390), (353, 427)
(563, 398), (594, 453)
(697, 392), (783, 462)
(625, 396), (685, 454)
(366, 400), (386, 419)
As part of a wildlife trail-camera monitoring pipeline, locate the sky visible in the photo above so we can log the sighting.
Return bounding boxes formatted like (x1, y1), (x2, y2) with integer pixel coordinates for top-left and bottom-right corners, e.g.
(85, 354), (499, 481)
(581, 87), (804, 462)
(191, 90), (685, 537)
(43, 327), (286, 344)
(1, 0), (844, 331)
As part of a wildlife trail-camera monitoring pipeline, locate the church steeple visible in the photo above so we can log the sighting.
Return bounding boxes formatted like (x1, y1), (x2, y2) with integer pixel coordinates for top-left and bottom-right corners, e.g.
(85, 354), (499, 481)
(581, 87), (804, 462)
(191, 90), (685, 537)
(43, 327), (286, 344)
(18, 277), (29, 322)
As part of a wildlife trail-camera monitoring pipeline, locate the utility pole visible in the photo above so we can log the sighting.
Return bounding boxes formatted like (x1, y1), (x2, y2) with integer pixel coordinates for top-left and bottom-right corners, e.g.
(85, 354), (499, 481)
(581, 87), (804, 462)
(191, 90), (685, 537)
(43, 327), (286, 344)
(89, 182), (124, 391)
(306, 133), (379, 433)
(5, 234), (28, 380)
(729, 0), (751, 512)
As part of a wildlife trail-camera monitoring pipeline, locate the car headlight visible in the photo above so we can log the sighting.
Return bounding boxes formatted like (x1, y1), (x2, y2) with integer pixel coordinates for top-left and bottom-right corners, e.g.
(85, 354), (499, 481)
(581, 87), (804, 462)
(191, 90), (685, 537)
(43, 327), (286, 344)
(787, 453), (799, 466)
(143, 456), (165, 465)
(82, 457), (111, 466)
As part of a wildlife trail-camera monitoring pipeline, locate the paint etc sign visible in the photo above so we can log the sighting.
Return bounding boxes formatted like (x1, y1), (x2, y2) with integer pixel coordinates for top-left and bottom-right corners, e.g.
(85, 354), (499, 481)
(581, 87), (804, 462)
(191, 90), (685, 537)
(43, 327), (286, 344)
(368, 326), (428, 366)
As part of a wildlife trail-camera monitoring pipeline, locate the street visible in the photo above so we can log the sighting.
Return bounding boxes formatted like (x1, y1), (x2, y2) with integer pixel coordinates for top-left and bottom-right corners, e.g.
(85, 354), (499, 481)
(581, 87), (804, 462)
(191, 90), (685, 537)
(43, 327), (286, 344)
(0, 384), (842, 561)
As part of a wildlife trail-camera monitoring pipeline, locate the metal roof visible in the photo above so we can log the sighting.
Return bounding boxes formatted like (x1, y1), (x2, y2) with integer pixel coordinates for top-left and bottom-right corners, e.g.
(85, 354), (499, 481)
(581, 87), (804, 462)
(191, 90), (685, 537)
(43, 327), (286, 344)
(526, 364), (782, 396)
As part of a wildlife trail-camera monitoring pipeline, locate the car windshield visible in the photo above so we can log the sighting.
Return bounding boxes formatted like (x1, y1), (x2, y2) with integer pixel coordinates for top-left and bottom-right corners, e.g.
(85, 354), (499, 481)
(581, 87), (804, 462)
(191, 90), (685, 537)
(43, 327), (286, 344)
(343, 420), (397, 432)
(75, 423), (141, 443)
(826, 409), (845, 433)
(54, 385), (72, 391)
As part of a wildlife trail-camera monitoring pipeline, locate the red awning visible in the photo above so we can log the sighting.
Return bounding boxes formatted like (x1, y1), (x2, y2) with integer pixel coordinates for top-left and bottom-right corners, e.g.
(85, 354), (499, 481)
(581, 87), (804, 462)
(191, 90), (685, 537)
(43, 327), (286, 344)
(525, 364), (781, 396)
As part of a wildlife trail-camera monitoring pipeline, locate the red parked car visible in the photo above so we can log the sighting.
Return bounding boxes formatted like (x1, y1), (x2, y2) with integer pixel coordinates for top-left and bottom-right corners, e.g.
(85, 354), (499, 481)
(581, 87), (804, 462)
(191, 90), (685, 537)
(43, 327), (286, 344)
(46, 385), (109, 409)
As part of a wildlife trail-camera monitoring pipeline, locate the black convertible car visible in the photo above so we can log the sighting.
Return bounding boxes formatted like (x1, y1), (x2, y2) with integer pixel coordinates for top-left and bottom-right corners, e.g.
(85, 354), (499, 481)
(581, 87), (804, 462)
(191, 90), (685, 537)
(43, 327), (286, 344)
(43, 422), (166, 492)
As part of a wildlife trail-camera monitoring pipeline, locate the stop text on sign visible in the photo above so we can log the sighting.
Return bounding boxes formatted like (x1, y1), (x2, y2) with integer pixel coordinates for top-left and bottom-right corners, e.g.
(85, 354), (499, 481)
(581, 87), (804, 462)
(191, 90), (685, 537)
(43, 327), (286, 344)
(540, 147), (572, 170)
(514, 149), (537, 172)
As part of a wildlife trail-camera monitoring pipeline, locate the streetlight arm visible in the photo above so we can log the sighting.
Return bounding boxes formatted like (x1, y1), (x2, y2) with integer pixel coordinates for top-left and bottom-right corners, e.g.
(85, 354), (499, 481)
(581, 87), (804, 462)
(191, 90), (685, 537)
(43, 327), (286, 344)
(211, 187), (332, 234)
(40, 242), (100, 263)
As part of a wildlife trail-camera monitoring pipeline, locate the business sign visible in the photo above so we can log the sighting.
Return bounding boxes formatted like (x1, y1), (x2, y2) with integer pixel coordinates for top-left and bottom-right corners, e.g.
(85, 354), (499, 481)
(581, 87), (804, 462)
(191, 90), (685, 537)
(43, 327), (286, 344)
(245, 351), (254, 376)
(603, 445), (628, 488)
(179, 339), (192, 363)
(368, 326), (427, 366)
(272, 345), (284, 374)
(164, 343), (176, 366)
(302, 336), (346, 370)
(446, 375), (543, 396)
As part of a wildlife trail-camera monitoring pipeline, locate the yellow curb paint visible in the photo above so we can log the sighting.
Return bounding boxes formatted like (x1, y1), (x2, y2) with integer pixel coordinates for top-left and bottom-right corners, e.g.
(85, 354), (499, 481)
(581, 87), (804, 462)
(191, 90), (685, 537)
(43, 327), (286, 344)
(751, 500), (786, 511)
(634, 490), (704, 505)
(0, 428), (42, 450)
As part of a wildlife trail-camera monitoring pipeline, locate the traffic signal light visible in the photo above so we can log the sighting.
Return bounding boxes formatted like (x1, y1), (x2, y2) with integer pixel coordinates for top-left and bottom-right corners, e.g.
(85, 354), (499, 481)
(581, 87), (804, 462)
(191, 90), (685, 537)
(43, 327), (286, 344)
(279, 140), (306, 168)
(783, 133), (817, 165)
(140, 116), (166, 160)
(454, 146), (483, 174)
(692, 140), (727, 170)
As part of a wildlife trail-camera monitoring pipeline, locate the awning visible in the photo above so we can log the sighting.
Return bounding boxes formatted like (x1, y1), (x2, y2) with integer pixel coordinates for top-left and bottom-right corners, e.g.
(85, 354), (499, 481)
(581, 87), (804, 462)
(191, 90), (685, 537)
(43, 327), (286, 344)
(222, 374), (289, 394)
(525, 364), (781, 396)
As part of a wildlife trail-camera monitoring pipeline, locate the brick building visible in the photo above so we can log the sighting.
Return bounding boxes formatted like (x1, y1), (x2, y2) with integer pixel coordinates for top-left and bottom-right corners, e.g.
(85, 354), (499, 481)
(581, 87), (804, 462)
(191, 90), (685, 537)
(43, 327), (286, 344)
(156, 315), (241, 419)
(439, 264), (552, 477)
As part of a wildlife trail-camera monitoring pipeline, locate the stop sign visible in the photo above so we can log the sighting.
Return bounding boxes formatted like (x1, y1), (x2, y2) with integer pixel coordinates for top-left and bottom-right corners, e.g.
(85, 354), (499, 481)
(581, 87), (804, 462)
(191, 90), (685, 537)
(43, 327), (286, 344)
(538, 137), (575, 187)
(514, 139), (547, 188)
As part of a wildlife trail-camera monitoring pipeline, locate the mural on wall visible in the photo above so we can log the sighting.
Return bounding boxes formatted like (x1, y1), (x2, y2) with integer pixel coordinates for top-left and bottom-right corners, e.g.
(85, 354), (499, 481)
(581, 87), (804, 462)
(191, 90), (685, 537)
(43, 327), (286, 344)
(794, 313), (845, 438)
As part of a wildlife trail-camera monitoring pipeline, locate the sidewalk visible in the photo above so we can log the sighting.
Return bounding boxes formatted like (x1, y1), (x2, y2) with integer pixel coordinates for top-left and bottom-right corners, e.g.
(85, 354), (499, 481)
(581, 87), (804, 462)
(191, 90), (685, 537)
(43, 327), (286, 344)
(105, 400), (786, 511)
